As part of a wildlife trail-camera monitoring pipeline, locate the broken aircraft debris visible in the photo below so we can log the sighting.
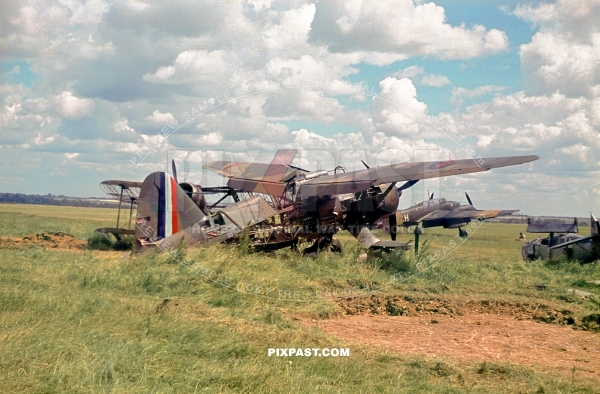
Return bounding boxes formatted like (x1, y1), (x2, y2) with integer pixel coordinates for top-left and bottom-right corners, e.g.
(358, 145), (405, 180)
(126, 150), (538, 253)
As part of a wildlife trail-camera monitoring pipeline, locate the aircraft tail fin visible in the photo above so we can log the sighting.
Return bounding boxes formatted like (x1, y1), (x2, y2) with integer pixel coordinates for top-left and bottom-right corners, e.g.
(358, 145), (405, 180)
(171, 159), (178, 182)
(591, 212), (599, 236)
(135, 172), (206, 250)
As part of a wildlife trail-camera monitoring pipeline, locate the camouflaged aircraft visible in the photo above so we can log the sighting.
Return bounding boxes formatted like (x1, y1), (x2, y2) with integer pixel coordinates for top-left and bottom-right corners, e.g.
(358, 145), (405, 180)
(133, 150), (539, 253)
(521, 214), (599, 262)
(381, 192), (518, 240)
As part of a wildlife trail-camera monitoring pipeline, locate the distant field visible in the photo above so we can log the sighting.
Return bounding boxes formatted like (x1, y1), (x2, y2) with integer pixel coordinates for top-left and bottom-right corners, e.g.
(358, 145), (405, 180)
(1, 203), (599, 393)
(0, 203), (121, 239)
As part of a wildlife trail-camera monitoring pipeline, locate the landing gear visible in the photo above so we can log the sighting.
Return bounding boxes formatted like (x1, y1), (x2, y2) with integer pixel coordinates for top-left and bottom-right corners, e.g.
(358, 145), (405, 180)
(413, 226), (422, 253)
(302, 235), (343, 255)
(458, 227), (468, 238)
(389, 214), (398, 241)
(330, 237), (344, 253)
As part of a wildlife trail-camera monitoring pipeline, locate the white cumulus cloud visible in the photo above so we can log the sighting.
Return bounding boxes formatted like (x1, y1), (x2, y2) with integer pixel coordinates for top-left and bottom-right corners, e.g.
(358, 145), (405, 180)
(310, 0), (508, 62)
(420, 74), (451, 87)
(372, 77), (427, 136)
(56, 91), (93, 118)
(517, 0), (600, 98)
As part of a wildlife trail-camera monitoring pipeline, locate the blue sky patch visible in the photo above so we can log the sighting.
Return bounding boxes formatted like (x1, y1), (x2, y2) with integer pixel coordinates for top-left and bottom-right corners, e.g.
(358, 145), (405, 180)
(2, 61), (40, 87)
(342, 3), (534, 114)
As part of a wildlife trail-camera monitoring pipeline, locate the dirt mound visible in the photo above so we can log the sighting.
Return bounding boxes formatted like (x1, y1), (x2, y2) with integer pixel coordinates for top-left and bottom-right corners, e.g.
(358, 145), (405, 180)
(581, 313), (600, 332)
(337, 295), (577, 326)
(0, 231), (86, 250)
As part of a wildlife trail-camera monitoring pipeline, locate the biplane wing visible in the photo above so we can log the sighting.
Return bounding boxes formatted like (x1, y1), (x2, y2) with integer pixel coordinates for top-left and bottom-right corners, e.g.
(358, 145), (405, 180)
(296, 156), (539, 198)
(100, 180), (143, 202)
(96, 180), (143, 236)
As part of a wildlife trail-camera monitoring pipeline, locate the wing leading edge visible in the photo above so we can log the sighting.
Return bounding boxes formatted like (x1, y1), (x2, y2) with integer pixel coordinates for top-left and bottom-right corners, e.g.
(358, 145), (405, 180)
(296, 155), (539, 197)
(204, 154), (539, 198)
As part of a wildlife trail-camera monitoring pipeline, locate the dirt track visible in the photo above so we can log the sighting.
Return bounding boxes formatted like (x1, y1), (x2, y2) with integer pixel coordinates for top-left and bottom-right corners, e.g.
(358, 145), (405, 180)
(308, 313), (600, 380)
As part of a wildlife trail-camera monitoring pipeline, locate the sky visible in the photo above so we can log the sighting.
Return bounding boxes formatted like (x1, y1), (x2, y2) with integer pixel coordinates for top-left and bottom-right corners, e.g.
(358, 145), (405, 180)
(1, 0), (599, 216)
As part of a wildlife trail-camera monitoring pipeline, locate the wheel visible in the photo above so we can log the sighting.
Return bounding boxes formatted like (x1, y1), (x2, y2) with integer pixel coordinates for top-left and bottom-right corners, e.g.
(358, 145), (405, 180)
(330, 237), (343, 253)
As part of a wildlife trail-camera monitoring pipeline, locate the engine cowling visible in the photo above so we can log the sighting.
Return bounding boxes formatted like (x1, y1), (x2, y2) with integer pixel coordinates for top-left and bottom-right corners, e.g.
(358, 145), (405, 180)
(378, 184), (400, 215)
(179, 182), (209, 215)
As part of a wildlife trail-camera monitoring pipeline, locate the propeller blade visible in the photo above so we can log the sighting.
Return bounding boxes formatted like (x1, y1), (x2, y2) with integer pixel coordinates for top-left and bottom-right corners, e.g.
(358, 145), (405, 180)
(171, 159), (178, 183)
(389, 214), (397, 241)
(398, 179), (419, 191)
(465, 192), (473, 206)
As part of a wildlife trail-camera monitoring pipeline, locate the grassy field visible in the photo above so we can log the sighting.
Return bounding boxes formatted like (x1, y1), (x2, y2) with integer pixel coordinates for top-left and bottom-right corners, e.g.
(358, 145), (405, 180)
(0, 204), (121, 239)
(1, 203), (599, 393)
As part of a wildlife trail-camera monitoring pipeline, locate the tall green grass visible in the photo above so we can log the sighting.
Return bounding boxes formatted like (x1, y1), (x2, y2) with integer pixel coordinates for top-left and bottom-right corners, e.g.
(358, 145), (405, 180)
(1, 245), (598, 392)
(1, 204), (599, 392)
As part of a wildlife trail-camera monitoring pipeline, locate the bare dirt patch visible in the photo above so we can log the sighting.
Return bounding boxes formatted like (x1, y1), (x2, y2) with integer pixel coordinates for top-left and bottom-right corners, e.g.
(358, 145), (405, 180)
(0, 231), (86, 250)
(308, 314), (600, 381)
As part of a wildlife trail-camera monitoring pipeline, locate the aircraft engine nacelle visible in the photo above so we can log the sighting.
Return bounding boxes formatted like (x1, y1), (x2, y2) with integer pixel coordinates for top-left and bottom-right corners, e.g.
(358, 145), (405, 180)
(377, 184), (400, 215)
(441, 218), (471, 229)
(179, 182), (209, 215)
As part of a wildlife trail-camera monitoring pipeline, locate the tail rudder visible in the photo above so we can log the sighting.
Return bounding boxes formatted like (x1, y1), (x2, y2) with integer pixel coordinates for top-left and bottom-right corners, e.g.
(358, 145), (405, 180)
(592, 212), (599, 236)
(135, 172), (205, 250)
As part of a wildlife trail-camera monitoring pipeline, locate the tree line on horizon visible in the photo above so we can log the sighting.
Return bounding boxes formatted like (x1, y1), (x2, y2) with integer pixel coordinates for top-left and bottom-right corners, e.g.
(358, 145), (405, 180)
(0, 193), (118, 208)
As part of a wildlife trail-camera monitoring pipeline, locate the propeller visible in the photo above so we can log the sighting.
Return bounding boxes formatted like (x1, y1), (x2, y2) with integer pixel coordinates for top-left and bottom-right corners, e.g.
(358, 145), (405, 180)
(398, 179), (419, 191)
(465, 192), (473, 206)
(390, 180), (420, 242)
(171, 159), (178, 183)
(389, 213), (397, 241)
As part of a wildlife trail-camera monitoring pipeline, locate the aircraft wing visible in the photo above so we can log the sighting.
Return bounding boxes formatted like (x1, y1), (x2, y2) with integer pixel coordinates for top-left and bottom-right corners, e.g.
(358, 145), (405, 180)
(549, 213), (599, 251)
(203, 150), (309, 196)
(549, 234), (596, 250)
(296, 155), (539, 198)
(418, 210), (454, 221)
(445, 209), (518, 220)
(415, 209), (518, 226)
(100, 180), (143, 202)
